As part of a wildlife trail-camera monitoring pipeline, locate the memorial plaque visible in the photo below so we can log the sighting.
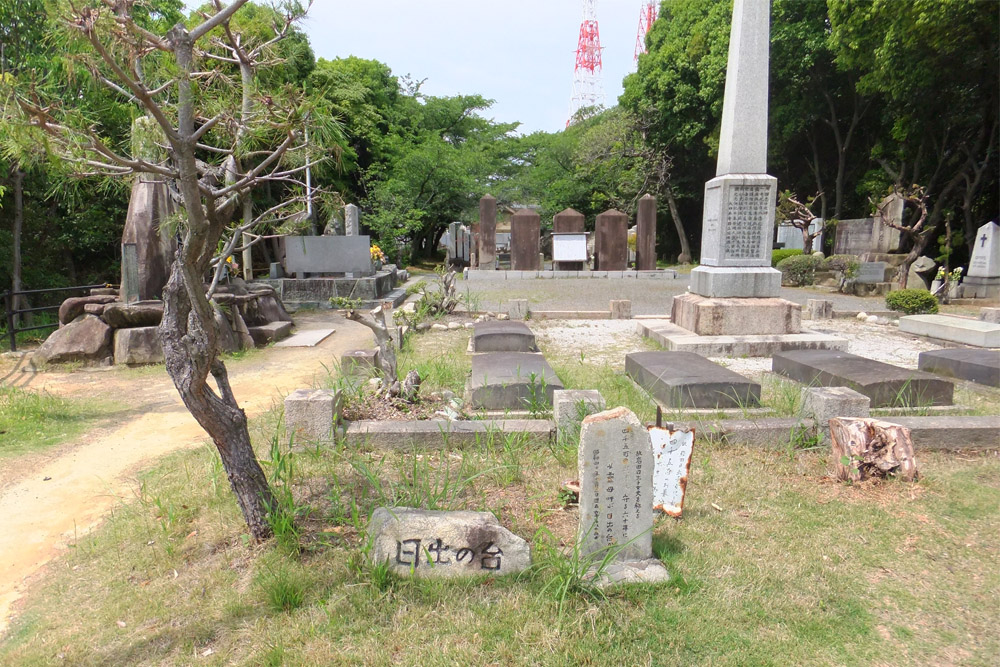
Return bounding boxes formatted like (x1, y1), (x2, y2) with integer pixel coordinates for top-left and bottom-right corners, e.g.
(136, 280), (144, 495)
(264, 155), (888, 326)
(552, 233), (588, 262)
(855, 261), (887, 284)
(649, 425), (694, 518)
(578, 407), (653, 561)
(698, 175), (777, 268)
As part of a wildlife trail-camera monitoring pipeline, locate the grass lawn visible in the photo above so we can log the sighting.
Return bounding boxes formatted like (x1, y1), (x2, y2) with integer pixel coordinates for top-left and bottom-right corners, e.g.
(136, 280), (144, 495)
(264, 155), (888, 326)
(2, 328), (997, 665)
(0, 386), (104, 461)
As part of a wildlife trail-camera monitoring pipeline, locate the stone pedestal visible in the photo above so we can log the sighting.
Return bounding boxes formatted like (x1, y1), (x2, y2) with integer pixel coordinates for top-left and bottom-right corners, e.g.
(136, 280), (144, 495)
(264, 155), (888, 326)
(479, 195), (497, 269)
(636, 194), (657, 271)
(689, 265), (781, 298)
(510, 209), (540, 271)
(671, 293), (800, 336)
(595, 209), (628, 271)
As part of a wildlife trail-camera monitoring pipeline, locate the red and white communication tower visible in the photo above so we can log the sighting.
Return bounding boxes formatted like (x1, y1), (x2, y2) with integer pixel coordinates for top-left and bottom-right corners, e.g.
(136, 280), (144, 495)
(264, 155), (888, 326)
(567, 0), (605, 126)
(634, 1), (658, 61)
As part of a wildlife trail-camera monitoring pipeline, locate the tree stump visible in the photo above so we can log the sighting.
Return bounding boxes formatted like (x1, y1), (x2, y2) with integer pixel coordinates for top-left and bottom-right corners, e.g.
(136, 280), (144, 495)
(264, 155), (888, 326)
(829, 418), (918, 482)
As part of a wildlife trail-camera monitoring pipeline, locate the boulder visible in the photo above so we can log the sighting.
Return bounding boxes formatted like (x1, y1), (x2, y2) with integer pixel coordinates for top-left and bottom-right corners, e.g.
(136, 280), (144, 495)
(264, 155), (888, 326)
(101, 300), (164, 328)
(83, 303), (107, 316)
(35, 315), (112, 364)
(907, 255), (937, 290)
(58, 295), (117, 325)
(256, 294), (292, 323)
(214, 306), (241, 353)
(113, 326), (164, 365)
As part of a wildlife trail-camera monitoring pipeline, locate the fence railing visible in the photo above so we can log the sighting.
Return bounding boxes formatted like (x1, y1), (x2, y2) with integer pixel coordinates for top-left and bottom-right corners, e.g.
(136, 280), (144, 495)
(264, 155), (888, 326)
(2, 283), (110, 352)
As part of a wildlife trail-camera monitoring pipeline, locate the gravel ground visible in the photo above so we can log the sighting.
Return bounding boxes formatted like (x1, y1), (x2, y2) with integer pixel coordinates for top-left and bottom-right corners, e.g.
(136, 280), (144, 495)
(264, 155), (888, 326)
(460, 271), (892, 316)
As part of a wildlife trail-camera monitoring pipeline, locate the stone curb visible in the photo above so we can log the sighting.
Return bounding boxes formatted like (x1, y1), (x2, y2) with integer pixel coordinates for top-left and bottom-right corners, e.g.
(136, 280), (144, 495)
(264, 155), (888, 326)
(463, 269), (679, 281)
(343, 419), (554, 448)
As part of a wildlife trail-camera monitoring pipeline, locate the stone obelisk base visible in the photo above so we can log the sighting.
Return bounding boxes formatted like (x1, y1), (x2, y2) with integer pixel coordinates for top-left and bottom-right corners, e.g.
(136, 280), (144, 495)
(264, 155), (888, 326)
(671, 293), (802, 336)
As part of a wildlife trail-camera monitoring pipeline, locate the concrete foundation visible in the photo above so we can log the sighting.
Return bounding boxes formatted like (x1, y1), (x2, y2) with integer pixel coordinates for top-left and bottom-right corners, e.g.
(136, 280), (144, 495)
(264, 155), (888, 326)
(671, 293), (801, 336)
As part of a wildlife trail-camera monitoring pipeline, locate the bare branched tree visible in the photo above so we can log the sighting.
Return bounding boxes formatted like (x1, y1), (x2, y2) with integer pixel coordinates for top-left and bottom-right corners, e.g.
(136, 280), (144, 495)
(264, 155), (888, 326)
(775, 190), (825, 254)
(872, 185), (931, 288)
(13, 0), (327, 540)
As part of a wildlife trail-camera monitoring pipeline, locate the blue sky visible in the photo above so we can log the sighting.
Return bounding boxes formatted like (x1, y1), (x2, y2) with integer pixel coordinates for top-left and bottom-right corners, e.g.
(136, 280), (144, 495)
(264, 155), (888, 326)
(302, 0), (647, 135)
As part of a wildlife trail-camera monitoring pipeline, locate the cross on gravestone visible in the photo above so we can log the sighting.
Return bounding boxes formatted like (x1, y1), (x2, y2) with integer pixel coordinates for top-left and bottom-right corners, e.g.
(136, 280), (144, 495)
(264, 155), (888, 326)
(578, 407), (654, 561)
(981, 234), (989, 248)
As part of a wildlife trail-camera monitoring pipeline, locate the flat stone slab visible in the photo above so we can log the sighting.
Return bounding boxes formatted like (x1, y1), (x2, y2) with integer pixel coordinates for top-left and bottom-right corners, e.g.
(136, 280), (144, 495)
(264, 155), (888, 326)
(367, 507), (531, 577)
(247, 321), (292, 346)
(344, 419), (553, 448)
(625, 351), (761, 409)
(468, 352), (563, 410)
(637, 320), (847, 357)
(471, 321), (537, 352)
(918, 348), (1000, 387)
(274, 328), (334, 347)
(899, 314), (1000, 348)
(772, 349), (954, 407)
(587, 559), (670, 588)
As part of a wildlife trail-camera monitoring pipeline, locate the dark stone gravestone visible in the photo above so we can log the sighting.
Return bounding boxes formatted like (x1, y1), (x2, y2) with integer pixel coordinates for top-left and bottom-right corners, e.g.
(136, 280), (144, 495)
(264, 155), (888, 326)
(918, 348), (999, 388)
(479, 195), (497, 269)
(855, 261), (888, 284)
(471, 321), (537, 352)
(595, 209), (628, 271)
(625, 351), (761, 408)
(468, 352), (563, 410)
(511, 209), (541, 271)
(772, 349), (954, 407)
(636, 194), (657, 271)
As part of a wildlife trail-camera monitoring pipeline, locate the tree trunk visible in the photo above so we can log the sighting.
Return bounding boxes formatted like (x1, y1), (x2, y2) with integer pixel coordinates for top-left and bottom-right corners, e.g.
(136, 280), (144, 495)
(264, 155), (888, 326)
(11, 168), (26, 325)
(829, 417), (918, 483)
(664, 181), (692, 264)
(160, 258), (275, 540)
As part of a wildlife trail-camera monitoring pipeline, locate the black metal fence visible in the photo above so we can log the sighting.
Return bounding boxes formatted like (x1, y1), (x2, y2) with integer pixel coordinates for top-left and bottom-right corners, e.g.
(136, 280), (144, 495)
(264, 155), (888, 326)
(2, 284), (109, 352)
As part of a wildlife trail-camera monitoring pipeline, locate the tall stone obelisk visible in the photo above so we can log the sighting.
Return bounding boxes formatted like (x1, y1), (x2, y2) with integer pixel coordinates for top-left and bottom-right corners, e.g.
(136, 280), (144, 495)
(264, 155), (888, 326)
(671, 0), (799, 337)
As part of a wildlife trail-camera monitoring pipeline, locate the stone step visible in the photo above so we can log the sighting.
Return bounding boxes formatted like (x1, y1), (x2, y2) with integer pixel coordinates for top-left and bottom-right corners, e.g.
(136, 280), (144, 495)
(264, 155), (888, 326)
(636, 320), (847, 358)
(625, 350), (760, 409)
(772, 349), (954, 407)
(918, 348), (1000, 387)
(247, 321), (292, 346)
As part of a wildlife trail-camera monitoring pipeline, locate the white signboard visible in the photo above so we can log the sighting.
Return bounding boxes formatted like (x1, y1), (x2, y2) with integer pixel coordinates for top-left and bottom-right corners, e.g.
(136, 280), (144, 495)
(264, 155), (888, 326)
(649, 425), (695, 517)
(553, 233), (588, 262)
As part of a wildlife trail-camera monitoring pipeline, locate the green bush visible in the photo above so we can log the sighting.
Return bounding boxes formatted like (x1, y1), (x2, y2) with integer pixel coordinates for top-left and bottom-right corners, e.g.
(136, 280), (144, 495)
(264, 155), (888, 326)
(776, 254), (821, 286)
(771, 248), (803, 267)
(820, 254), (861, 280)
(885, 289), (939, 315)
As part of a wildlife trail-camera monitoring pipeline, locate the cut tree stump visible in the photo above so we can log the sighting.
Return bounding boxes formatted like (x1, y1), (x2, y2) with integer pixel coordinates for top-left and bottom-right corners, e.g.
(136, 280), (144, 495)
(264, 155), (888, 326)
(829, 418), (918, 482)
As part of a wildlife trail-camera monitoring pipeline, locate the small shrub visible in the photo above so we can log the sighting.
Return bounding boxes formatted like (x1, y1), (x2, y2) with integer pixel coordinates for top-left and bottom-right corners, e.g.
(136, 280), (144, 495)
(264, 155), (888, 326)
(771, 248), (803, 267)
(776, 254), (821, 286)
(820, 254), (860, 279)
(886, 289), (939, 314)
(330, 296), (362, 309)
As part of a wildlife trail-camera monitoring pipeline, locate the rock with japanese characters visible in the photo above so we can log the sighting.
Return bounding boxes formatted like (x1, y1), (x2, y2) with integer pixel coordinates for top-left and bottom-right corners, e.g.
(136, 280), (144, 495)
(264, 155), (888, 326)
(578, 407), (655, 562)
(367, 507), (531, 577)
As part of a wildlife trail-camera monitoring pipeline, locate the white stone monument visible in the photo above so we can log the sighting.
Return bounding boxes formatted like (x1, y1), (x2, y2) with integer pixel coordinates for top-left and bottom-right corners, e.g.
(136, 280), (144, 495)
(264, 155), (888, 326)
(345, 203), (360, 237)
(963, 221), (1000, 299)
(661, 0), (843, 355)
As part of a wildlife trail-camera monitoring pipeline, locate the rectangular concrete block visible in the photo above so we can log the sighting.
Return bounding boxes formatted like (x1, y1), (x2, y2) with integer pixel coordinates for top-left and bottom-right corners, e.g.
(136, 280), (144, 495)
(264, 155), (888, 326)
(341, 348), (380, 375)
(801, 386), (871, 442)
(773, 349), (954, 407)
(553, 389), (606, 442)
(248, 321), (292, 346)
(113, 326), (164, 365)
(472, 321), (537, 352)
(285, 388), (343, 443)
(610, 300), (632, 320)
(468, 352), (563, 410)
(671, 293), (801, 335)
(899, 314), (1000, 348)
(625, 350), (760, 409)
(508, 299), (529, 321)
(918, 348), (1000, 387)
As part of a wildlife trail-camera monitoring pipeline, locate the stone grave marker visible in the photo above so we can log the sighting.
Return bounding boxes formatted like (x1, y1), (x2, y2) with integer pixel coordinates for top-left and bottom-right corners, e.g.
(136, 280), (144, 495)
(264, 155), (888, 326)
(648, 424), (694, 517)
(468, 352), (563, 410)
(595, 209), (628, 271)
(625, 351), (761, 409)
(120, 243), (140, 305)
(471, 321), (537, 352)
(918, 348), (1000, 388)
(479, 195), (497, 269)
(578, 407), (654, 561)
(855, 261), (887, 284)
(511, 209), (541, 271)
(344, 203), (360, 236)
(963, 221), (1000, 298)
(636, 194), (657, 271)
(367, 507), (531, 578)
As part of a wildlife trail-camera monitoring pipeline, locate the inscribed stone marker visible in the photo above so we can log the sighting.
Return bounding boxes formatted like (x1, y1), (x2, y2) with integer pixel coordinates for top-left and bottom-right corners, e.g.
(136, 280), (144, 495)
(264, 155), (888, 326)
(649, 425), (694, 517)
(344, 204), (360, 236)
(636, 194), (657, 271)
(578, 407), (653, 561)
(511, 209), (541, 271)
(595, 209), (628, 271)
(968, 221), (999, 278)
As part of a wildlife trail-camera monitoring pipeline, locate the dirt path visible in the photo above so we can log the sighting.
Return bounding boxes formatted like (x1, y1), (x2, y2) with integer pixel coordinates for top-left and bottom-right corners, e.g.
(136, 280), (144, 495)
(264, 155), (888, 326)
(0, 312), (374, 634)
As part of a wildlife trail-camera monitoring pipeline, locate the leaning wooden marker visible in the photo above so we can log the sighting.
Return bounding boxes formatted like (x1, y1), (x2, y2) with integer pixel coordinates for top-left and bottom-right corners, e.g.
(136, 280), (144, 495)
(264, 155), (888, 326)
(829, 418), (919, 482)
(649, 409), (695, 517)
